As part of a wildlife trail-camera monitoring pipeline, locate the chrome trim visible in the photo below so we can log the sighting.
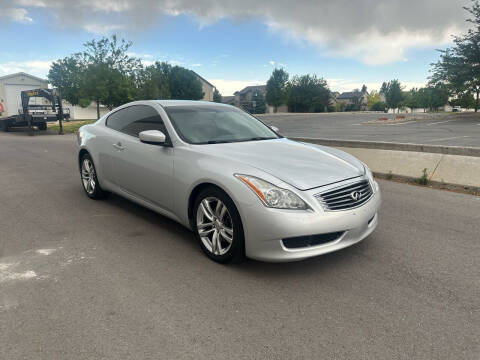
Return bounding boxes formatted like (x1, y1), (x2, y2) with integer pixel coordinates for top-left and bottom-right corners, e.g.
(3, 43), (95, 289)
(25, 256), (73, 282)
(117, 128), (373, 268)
(314, 179), (373, 211)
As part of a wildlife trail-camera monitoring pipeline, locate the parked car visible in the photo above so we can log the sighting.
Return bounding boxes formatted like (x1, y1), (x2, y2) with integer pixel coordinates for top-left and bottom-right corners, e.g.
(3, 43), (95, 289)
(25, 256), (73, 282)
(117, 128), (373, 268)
(452, 106), (463, 112)
(77, 100), (381, 263)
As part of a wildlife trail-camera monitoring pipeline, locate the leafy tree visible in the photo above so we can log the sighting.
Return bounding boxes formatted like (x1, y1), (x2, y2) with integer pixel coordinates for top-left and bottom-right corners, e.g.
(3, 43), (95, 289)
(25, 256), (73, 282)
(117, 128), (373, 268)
(430, 0), (480, 111)
(168, 65), (204, 100)
(266, 68), (289, 113)
(48, 56), (86, 107)
(382, 79), (404, 112)
(451, 91), (475, 109)
(366, 90), (381, 110)
(80, 36), (141, 117)
(213, 88), (222, 102)
(370, 101), (386, 112)
(415, 86), (449, 112)
(404, 88), (419, 113)
(49, 35), (141, 119)
(286, 75), (330, 112)
(136, 61), (203, 101)
(136, 62), (170, 100)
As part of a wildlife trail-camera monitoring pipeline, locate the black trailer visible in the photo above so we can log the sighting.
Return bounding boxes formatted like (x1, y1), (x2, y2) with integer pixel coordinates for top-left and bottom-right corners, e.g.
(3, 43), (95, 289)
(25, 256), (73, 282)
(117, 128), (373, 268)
(0, 88), (66, 134)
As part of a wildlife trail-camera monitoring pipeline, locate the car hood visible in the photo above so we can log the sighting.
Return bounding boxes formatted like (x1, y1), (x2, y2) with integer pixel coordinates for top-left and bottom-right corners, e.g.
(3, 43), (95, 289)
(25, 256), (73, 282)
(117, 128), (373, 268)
(195, 138), (365, 190)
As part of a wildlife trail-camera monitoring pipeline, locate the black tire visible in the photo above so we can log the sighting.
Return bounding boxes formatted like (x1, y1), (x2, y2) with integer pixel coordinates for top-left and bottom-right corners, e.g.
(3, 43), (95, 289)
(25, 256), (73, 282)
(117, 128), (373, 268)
(38, 122), (47, 131)
(79, 153), (109, 199)
(193, 187), (245, 264)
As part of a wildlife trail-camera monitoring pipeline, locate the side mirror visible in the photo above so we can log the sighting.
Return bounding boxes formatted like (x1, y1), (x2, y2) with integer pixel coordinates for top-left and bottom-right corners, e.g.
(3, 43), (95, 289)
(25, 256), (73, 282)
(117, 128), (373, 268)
(139, 130), (166, 145)
(270, 125), (280, 133)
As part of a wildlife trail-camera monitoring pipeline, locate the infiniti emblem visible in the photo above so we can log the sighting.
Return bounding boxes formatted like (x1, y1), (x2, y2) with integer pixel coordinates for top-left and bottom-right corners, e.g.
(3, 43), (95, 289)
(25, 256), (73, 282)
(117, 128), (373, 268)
(350, 191), (362, 201)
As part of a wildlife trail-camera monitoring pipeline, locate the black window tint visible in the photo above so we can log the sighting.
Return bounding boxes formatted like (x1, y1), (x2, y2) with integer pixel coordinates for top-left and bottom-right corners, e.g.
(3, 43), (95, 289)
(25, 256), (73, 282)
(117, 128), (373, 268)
(106, 105), (168, 139)
(106, 107), (130, 132)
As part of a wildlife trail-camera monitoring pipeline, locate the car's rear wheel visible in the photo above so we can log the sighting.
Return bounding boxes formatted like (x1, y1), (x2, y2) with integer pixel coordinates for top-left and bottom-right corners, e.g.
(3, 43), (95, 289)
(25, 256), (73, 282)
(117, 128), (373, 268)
(80, 153), (109, 199)
(194, 187), (245, 263)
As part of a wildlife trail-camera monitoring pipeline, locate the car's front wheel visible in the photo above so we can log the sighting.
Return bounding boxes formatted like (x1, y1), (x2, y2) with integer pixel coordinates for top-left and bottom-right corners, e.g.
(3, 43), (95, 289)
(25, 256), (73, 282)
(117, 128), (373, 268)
(194, 187), (245, 263)
(80, 153), (109, 199)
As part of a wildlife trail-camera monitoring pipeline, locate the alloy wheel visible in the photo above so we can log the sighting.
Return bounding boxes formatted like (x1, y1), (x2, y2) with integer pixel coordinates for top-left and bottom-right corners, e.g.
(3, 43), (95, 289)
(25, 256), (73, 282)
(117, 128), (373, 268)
(81, 158), (96, 195)
(196, 197), (234, 256)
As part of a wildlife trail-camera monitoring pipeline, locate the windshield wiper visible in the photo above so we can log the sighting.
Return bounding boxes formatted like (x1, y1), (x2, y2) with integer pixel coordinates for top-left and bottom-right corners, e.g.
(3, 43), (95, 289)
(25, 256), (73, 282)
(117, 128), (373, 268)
(205, 140), (234, 144)
(243, 137), (277, 141)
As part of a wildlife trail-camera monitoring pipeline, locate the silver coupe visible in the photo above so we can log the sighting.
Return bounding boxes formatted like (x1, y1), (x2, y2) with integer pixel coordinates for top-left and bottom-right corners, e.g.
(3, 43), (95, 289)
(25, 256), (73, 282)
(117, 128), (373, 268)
(77, 100), (381, 263)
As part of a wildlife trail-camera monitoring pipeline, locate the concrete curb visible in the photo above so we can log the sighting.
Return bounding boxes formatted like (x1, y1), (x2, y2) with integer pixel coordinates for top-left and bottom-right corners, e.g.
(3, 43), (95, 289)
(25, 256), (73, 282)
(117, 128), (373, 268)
(291, 137), (480, 157)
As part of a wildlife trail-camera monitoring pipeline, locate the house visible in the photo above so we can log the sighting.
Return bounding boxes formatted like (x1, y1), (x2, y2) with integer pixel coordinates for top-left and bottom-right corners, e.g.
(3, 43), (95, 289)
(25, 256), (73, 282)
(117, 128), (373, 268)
(336, 90), (368, 110)
(193, 72), (216, 101)
(234, 85), (266, 108)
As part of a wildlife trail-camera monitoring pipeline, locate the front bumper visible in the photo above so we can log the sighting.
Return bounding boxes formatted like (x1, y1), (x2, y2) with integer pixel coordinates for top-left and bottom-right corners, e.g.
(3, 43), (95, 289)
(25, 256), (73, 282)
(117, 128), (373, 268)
(240, 178), (381, 262)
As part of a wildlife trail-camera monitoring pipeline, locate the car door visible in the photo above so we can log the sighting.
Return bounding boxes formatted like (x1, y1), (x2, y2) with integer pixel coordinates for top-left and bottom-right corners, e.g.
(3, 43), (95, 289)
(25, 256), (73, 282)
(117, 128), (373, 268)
(109, 105), (175, 212)
(97, 108), (131, 187)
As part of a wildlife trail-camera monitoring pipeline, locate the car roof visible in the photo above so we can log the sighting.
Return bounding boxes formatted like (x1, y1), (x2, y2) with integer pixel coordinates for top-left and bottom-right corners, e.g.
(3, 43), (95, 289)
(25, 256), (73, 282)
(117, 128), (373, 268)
(156, 100), (231, 108)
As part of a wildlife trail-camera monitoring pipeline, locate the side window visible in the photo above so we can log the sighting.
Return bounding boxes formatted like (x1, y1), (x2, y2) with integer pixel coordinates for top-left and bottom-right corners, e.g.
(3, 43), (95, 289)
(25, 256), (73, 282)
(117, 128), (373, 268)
(106, 107), (130, 132)
(106, 105), (169, 140)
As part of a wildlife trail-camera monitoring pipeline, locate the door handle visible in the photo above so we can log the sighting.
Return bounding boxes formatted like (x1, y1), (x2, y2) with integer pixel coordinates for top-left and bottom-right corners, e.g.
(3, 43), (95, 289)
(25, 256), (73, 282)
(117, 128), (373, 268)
(112, 142), (125, 151)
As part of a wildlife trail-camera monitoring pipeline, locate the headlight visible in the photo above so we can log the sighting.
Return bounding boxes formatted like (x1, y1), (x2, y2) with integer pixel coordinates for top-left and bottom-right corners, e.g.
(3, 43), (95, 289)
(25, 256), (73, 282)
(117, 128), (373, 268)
(235, 174), (310, 210)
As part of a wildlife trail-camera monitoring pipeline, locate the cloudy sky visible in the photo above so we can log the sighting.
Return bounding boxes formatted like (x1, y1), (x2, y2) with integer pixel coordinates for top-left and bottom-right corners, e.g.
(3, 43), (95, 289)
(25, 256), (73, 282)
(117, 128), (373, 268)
(0, 0), (471, 95)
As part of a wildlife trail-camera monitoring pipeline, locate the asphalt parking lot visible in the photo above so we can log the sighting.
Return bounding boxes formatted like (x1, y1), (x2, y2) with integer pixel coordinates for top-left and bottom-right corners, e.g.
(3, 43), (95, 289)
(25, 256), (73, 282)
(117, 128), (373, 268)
(0, 132), (479, 359)
(259, 112), (480, 147)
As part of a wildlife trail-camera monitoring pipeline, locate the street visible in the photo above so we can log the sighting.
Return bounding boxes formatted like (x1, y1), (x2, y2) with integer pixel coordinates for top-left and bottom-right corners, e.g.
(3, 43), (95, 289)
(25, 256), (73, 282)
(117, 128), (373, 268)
(259, 112), (480, 147)
(0, 132), (479, 359)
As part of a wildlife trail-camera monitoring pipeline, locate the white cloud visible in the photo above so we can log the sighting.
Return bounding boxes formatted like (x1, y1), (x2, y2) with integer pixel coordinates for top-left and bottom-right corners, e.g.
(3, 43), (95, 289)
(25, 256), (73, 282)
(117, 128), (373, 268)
(208, 78), (264, 96)
(0, 60), (53, 78)
(83, 23), (125, 35)
(2, 8), (33, 23)
(0, 0), (471, 65)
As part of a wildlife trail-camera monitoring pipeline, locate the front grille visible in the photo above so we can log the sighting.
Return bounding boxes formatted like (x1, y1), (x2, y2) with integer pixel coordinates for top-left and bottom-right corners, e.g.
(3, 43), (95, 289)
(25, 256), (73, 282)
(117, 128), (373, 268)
(282, 231), (345, 249)
(315, 179), (373, 211)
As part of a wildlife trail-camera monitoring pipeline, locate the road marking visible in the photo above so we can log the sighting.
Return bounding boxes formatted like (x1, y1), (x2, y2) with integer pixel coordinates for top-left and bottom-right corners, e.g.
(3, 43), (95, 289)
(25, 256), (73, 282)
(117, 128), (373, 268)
(425, 136), (469, 143)
(426, 120), (454, 126)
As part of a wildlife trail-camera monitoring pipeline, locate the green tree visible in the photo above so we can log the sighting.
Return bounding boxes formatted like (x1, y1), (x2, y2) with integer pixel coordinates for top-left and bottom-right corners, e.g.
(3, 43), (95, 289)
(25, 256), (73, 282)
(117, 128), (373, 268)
(451, 91), (475, 109)
(136, 61), (203, 101)
(48, 56), (86, 107)
(430, 0), (480, 111)
(286, 75), (331, 112)
(167, 65), (204, 100)
(49, 35), (141, 119)
(370, 101), (386, 112)
(404, 88), (419, 113)
(382, 79), (404, 112)
(136, 62), (170, 100)
(366, 90), (381, 110)
(213, 88), (222, 103)
(266, 68), (289, 113)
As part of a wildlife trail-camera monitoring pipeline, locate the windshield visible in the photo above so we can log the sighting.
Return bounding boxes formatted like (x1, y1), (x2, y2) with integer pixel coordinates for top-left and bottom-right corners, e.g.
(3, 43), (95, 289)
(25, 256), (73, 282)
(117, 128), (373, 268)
(164, 105), (280, 144)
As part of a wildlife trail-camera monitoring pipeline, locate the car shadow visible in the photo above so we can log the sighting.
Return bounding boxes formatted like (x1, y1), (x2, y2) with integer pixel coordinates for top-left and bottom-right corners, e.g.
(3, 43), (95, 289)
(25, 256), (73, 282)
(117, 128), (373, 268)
(97, 191), (377, 278)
